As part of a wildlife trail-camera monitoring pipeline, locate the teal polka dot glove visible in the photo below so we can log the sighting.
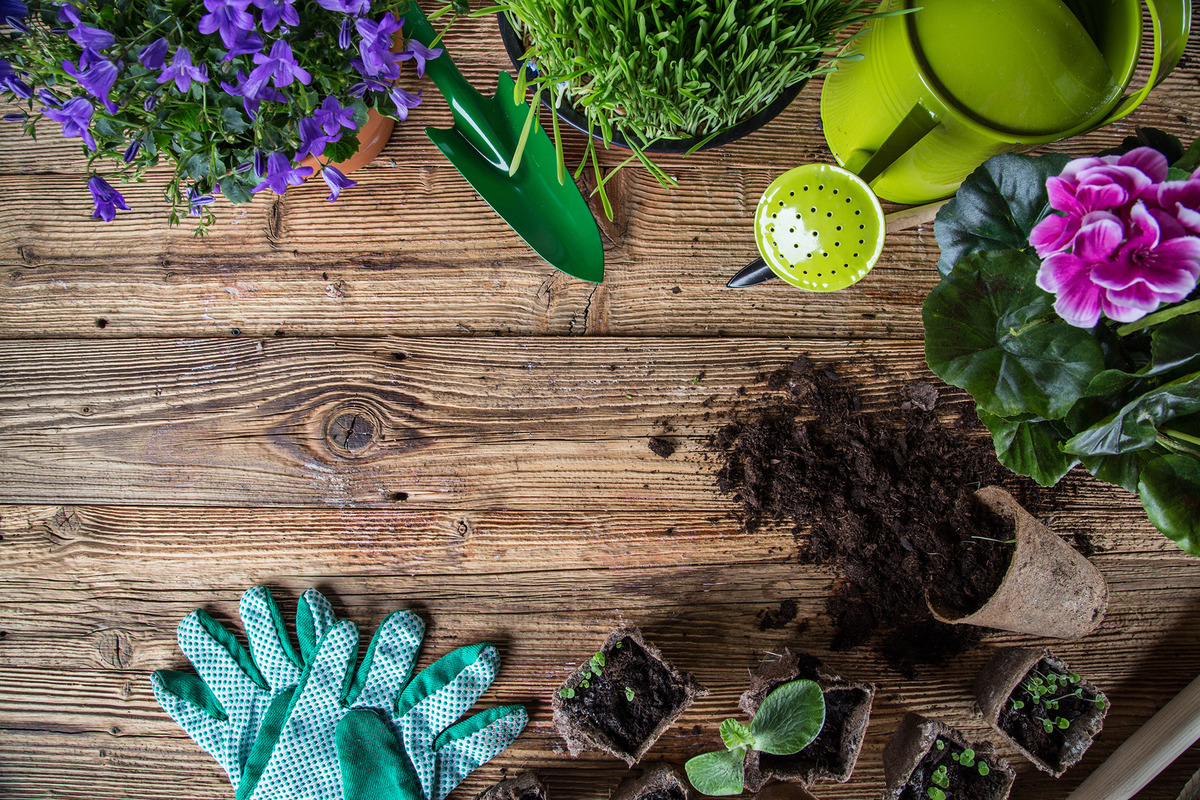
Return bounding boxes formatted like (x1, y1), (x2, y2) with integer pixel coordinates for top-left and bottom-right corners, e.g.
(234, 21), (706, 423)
(150, 586), (338, 792)
(239, 609), (527, 800)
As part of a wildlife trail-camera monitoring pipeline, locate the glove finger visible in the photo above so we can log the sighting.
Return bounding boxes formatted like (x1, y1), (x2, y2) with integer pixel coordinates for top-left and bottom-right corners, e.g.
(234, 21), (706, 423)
(348, 610), (424, 709)
(431, 705), (528, 800)
(239, 586), (303, 688)
(151, 670), (240, 784)
(396, 643), (498, 728)
(296, 588), (337, 664)
(282, 618), (360, 730)
(177, 609), (268, 712)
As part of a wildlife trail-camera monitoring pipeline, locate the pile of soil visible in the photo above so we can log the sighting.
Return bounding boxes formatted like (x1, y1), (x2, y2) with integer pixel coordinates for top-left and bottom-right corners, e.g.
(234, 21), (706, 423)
(712, 358), (1031, 676)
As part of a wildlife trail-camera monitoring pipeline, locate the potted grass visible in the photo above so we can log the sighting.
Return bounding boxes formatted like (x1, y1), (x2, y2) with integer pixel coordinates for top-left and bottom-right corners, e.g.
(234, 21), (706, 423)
(489, 0), (893, 217)
(0, 0), (448, 233)
(924, 129), (1200, 556)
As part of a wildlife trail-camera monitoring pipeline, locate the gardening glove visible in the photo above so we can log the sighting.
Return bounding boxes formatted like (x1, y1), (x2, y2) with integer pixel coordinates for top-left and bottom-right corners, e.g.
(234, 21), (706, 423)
(238, 610), (528, 800)
(150, 586), (338, 792)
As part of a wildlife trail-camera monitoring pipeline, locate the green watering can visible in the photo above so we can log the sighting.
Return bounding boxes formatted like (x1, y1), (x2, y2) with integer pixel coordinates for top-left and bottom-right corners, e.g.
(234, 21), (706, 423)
(820, 0), (1192, 205)
(404, 3), (604, 283)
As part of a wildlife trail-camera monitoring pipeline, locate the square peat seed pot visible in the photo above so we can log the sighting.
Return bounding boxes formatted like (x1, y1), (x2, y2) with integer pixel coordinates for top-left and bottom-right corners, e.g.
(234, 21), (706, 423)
(552, 625), (708, 765)
(739, 649), (875, 789)
(883, 713), (1016, 800)
(473, 772), (548, 800)
(613, 762), (691, 800)
(975, 647), (1109, 777)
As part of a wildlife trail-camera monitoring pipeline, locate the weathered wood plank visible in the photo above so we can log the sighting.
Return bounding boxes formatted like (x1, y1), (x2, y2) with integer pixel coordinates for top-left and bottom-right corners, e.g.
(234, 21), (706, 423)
(1, 505), (1199, 800)
(0, 336), (1156, 514)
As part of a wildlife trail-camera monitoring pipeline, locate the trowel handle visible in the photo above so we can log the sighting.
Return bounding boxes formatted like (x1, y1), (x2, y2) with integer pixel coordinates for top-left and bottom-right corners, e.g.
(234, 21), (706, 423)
(402, 1), (516, 171)
(1064, 670), (1200, 800)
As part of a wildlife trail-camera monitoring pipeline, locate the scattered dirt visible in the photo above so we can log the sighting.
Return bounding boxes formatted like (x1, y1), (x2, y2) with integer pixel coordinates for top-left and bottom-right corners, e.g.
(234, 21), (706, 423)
(712, 359), (1033, 676)
(756, 599), (799, 631)
(648, 437), (677, 459)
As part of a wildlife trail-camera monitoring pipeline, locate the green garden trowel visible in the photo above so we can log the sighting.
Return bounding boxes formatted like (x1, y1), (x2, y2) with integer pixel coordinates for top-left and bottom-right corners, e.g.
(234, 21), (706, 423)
(404, 3), (604, 283)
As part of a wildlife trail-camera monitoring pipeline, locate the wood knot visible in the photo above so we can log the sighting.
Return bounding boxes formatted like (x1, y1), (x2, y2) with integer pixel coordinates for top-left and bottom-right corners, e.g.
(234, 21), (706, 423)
(47, 506), (81, 539)
(97, 630), (133, 668)
(325, 407), (380, 458)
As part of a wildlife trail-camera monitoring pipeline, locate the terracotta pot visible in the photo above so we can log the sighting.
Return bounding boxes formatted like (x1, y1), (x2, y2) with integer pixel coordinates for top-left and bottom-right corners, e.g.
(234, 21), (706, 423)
(974, 647), (1109, 777)
(883, 713), (1015, 800)
(613, 762), (690, 800)
(473, 772), (548, 800)
(739, 649), (875, 789)
(300, 109), (394, 178)
(926, 486), (1108, 638)
(552, 624), (708, 766)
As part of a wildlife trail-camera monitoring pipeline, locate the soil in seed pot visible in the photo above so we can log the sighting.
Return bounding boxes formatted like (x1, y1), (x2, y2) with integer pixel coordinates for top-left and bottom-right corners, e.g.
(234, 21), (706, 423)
(638, 788), (686, 800)
(998, 659), (1102, 772)
(759, 684), (868, 778)
(897, 742), (1007, 800)
(561, 636), (687, 758)
(712, 358), (1035, 676)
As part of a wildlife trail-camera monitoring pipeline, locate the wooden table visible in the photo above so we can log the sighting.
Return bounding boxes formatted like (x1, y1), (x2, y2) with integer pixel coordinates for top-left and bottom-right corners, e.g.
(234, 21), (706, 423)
(3, 10), (1200, 800)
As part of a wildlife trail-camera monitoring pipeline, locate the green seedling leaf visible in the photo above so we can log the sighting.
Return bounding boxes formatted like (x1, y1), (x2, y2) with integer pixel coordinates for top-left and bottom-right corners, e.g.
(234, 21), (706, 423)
(924, 250), (1105, 420)
(927, 788), (946, 800)
(1138, 453), (1200, 555)
(1042, 719), (1054, 733)
(719, 718), (754, 750)
(685, 747), (746, 796)
(978, 762), (991, 777)
(934, 152), (1072, 275)
(625, 686), (635, 701)
(747, 679), (825, 756)
(931, 765), (949, 789)
(935, 739), (945, 750)
(1058, 717), (1070, 729)
(1065, 371), (1200, 456)
(977, 409), (1078, 486)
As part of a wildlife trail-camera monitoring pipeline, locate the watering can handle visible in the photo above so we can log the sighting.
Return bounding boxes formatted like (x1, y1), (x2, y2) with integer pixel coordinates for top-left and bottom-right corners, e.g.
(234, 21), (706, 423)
(845, 104), (939, 186)
(1093, 0), (1165, 128)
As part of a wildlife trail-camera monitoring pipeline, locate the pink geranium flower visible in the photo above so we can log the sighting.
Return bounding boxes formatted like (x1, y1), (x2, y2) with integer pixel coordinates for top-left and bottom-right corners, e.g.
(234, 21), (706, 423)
(1030, 147), (1200, 327)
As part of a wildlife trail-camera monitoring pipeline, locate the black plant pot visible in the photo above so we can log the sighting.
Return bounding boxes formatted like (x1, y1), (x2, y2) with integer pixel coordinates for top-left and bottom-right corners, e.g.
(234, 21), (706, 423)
(496, 13), (808, 155)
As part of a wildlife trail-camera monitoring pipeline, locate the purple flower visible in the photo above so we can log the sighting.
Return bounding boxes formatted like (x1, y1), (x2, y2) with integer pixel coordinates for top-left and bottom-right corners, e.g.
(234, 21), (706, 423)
(338, 18), (352, 49)
(1, 0), (27, 27)
(123, 139), (141, 163)
(253, 0), (298, 32)
(321, 164), (356, 202)
(0, 58), (32, 99)
(144, 94), (159, 111)
(353, 12), (403, 79)
(187, 187), (216, 216)
(38, 87), (64, 107)
(222, 30), (264, 61)
(157, 47), (209, 93)
(62, 56), (121, 112)
(3, 112), (26, 121)
(43, 96), (96, 149)
(87, 175), (129, 222)
(318, 0), (370, 14)
(1031, 147), (1170, 257)
(56, 2), (80, 25)
(221, 69), (286, 118)
(246, 40), (311, 95)
(314, 96), (356, 136)
(1154, 172), (1200, 235)
(138, 37), (170, 70)
(251, 152), (312, 194)
(253, 148), (267, 178)
(198, 0), (255, 48)
(399, 40), (441, 78)
(68, 24), (114, 52)
(388, 86), (421, 121)
(295, 116), (333, 160)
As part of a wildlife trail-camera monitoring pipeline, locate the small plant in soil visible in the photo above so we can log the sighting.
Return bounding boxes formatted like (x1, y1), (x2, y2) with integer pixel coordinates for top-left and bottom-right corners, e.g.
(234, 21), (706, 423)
(1013, 668), (1106, 735)
(553, 625), (707, 765)
(685, 680), (825, 796)
(922, 741), (993, 800)
(883, 715), (1015, 800)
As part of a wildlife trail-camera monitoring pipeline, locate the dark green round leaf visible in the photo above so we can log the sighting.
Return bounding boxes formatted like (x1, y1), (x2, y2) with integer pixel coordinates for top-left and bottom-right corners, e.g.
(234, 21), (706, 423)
(923, 250), (1105, 420)
(685, 748), (746, 796)
(1138, 454), (1200, 555)
(977, 409), (1078, 486)
(934, 152), (1071, 275)
(747, 678), (825, 755)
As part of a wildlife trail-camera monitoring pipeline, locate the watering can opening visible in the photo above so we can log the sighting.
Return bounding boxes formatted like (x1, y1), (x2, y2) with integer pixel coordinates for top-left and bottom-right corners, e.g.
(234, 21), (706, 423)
(908, 0), (1136, 137)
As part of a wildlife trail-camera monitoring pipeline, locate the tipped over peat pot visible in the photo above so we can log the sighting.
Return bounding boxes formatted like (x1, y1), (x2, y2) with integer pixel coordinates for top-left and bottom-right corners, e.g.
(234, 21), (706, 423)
(495, 13), (807, 155)
(926, 486), (1108, 638)
(883, 713), (1016, 800)
(974, 647), (1109, 776)
(473, 772), (549, 800)
(552, 625), (708, 765)
(613, 762), (691, 800)
(739, 649), (875, 789)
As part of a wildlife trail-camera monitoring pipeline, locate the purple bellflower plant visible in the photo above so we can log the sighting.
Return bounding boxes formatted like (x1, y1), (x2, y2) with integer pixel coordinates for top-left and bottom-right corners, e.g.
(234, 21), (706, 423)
(0, 0), (452, 234)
